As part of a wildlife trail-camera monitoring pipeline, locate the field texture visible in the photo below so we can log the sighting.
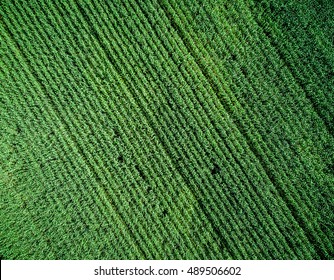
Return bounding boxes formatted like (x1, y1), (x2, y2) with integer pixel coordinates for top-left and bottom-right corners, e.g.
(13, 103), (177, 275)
(0, 0), (333, 259)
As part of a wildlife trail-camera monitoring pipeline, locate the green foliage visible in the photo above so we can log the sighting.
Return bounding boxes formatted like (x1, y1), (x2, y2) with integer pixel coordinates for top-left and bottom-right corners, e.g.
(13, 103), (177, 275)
(0, 0), (333, 259)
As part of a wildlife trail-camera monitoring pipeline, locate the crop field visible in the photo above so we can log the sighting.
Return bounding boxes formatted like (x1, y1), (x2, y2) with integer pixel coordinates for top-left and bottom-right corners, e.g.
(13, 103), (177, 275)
(0, 0), (333, 259)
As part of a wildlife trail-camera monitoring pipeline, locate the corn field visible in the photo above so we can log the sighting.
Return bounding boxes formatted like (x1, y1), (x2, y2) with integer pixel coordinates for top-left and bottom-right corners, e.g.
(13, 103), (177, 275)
(0, 0), (333, 259)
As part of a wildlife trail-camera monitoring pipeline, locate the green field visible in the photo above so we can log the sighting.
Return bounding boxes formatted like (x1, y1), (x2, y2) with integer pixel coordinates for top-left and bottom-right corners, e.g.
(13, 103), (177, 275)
(0, 0), (333, 259)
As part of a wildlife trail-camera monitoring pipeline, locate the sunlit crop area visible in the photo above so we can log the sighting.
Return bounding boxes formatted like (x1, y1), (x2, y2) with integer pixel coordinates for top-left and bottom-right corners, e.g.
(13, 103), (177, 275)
(0, 0), (333, 259)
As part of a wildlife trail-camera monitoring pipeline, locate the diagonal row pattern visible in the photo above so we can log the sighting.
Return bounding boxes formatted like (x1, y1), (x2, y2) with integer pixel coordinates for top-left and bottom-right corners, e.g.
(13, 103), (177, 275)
(0, 0), (333, 259)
